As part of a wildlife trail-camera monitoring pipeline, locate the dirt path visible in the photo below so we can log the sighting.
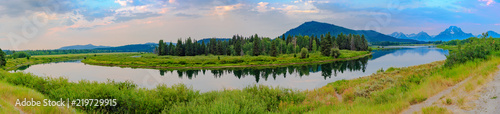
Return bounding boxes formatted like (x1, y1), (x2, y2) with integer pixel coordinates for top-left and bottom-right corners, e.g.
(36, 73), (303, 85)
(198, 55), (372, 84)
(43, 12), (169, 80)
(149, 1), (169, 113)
(469, 65), (500, 114)
(401, 77), (472, 114)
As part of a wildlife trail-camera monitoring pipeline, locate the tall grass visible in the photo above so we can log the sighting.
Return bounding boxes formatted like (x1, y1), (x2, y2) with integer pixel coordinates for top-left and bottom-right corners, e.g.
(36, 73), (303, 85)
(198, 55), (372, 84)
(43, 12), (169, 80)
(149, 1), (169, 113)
(0, 81), (79, 113)
(0, 70), (306, 113)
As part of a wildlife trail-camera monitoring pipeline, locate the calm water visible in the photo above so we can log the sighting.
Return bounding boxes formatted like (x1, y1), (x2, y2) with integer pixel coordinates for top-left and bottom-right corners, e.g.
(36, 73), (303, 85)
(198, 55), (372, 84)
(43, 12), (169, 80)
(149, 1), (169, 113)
(14, 46), (448, 92)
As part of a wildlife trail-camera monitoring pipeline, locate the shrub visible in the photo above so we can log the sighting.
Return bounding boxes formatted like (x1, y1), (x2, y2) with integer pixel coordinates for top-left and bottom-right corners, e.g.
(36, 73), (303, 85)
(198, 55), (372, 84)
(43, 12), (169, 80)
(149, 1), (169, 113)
(12, 52), (31, 59)
(300, 48), (308, 59)
(331, 48), (340, 58)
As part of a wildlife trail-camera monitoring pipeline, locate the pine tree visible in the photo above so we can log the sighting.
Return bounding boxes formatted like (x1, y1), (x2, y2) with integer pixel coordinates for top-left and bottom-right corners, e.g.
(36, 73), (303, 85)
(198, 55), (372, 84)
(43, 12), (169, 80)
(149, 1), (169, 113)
(234, 37), (242, 56)
(158, 40), (164, 55)
(175, 39), (184, 56)
(201, 40), (206, 56)
(0, 48), (6, 67)
(320, 35), (332, 56)
(253, 35), (261, 56)
(270, 40), (277, 57)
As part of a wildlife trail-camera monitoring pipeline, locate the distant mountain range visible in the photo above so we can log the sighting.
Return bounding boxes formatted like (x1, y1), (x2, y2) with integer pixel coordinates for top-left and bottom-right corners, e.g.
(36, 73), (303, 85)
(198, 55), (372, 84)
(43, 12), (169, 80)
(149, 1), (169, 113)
(283, 21), (419, 43)
(390, 31), (432, 41)
(389, 26), (498, 41)
(59, 44), (111, 50)
(477, 31), (500, 38)
(433, 26), (474, 41)
(59, 43), (157, 52)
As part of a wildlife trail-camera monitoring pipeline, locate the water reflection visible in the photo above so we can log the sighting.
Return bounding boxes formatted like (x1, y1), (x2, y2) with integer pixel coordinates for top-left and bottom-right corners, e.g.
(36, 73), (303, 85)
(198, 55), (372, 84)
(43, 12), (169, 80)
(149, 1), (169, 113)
(158, 56), (370, 83)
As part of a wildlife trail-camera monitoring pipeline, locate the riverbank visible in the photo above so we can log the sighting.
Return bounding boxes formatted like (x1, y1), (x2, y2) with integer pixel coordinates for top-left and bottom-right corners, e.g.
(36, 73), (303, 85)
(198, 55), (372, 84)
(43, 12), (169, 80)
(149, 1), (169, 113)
(81, 50), (371, 70)
(0, 81), (80, 113)
(3, 53), (132, 71)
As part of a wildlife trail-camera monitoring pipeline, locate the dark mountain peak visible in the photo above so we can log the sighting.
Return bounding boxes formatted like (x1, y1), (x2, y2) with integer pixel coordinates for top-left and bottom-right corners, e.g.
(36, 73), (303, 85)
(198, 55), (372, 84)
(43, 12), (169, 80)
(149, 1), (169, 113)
(444, 26), (464, 34)
(283, 21), (418, 43)
(433, 26), (474, 41)
(389, 32), (408, 39)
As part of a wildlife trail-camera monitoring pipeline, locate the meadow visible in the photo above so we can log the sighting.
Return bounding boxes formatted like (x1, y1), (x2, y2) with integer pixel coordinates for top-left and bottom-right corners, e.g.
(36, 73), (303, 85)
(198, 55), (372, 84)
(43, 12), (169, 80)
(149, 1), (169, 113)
(2, 53), (131, 71)
(81, 50), (371, 69)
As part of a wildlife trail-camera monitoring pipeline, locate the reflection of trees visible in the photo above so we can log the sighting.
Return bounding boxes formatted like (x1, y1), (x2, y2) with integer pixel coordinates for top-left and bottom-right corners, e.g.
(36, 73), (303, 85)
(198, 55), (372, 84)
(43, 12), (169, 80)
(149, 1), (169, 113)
(160, 56), (371, 83)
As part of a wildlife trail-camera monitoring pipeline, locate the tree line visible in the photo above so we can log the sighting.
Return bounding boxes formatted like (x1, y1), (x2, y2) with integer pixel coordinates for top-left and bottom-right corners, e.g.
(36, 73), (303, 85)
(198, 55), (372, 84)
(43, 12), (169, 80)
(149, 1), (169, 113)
(155, 33), (370, 57)
(0, 48), (6, 67)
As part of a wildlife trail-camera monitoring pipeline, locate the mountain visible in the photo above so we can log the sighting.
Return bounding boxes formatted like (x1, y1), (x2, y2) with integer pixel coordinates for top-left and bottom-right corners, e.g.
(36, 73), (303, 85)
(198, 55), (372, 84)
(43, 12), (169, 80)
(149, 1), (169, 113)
(432, 26), (474, 41)
(477, 31), (500, 38)
(58, 44), (111, 50)
(390, 32), (408, 39)
(94, 43), (157, 52)
(283, 21), (419, 43)
(409, 31), (433, 41)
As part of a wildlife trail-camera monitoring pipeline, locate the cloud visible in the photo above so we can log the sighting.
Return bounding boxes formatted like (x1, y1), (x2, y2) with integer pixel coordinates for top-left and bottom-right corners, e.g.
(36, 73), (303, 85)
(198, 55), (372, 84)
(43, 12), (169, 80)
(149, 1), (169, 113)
(213, 3), (244, 16)
(255, 2), (271, 12)
(115, 0), (133, 7)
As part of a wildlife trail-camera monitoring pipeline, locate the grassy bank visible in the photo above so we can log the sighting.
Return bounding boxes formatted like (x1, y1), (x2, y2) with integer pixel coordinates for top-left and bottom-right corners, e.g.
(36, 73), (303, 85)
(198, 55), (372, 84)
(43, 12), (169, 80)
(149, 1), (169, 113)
(81, 50), (370, 69)
(0, 81), (79, 113)
(3, 53), (132, 71)
(436, 45), (457, 50)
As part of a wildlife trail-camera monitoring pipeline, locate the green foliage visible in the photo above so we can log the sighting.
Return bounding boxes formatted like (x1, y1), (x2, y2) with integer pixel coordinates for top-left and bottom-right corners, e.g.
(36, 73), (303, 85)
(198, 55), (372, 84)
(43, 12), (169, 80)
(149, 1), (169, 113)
(11, 52), (31, 59)
(0, 70), (306, 113)
(270, 40), (278, 57)
(331, 48), (340, 58)
(444, 33), (500, 67)
(0, 48), (6, 67)
(300, 48), (308, 59)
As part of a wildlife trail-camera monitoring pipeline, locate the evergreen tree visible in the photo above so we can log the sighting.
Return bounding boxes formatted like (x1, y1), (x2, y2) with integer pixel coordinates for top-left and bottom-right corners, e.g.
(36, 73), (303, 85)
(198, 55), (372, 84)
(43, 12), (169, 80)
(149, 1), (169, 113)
(175, 39), (184, 56)
(201, 40), (206, 56)
(270, 40), (277, 57)
(0, 48), (6, 67)
(234, 37), (242, 56)
(320, 35), (332, 56)
(169, 42), (174, 55)
(253, 35), (261, 56)
(158, 40), (164, 55)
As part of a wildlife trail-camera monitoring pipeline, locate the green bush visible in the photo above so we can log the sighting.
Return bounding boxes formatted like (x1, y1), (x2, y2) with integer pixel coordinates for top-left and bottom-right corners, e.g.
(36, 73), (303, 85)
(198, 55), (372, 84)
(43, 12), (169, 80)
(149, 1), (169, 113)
(331, 48), (340, 58)
(11, 52), (31, 59)
(300, 48), (308, 59)
(444, 35), (500, 67)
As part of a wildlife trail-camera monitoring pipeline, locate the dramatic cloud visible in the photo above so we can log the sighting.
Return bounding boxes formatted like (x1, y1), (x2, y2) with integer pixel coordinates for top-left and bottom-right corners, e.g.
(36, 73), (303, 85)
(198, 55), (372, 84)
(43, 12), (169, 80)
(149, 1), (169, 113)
(0, 0), (499, 50)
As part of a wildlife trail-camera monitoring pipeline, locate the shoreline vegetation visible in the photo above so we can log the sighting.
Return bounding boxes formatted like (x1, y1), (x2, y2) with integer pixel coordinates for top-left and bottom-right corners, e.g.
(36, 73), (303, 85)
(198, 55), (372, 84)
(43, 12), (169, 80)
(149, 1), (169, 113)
(81, 51), (371, 70)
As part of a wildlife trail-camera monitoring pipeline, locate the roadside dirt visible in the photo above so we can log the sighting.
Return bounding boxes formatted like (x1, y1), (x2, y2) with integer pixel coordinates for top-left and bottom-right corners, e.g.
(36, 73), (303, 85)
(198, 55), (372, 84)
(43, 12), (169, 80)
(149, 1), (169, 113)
(468, 65), (500, 113)
(401, 77), (472, 114)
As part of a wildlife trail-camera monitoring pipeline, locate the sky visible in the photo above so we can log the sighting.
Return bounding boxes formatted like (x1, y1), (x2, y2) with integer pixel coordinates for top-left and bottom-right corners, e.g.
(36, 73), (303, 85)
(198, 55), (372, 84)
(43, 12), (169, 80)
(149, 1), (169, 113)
(0, 0), (499, 50)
